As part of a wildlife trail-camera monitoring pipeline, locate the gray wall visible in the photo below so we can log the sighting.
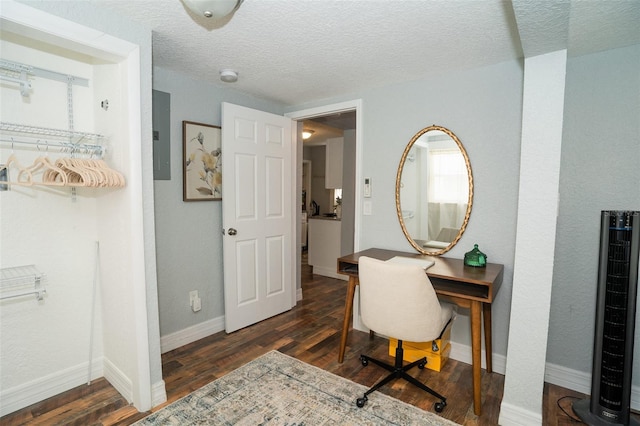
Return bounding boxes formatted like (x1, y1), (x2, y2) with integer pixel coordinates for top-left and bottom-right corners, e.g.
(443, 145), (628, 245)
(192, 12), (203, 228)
(286, 45), (640, 392)
(548, 45), (640, 375)
(152, 67), (285, 336)
(288, 59), (524, 356)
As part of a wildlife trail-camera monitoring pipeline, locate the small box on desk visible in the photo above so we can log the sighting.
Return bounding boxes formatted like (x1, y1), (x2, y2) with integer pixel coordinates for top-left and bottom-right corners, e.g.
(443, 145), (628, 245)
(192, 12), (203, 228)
(388, 321), (453, 371)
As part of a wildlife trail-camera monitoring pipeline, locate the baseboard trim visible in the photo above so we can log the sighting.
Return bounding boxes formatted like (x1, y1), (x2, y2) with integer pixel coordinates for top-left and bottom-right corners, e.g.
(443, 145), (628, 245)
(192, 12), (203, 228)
(448, 341), (507, 375)
(151, 379), (167, 407)
(544, 362), (591, 395)
(310, 266), (348, 281)
(0, 358), (103, 417)
(103, 357), (133, 403)
(447, 343), (640, 419)
(160, 316), (225, 354)
(498, 401), (543, 426)
(544, 361), (640, 411)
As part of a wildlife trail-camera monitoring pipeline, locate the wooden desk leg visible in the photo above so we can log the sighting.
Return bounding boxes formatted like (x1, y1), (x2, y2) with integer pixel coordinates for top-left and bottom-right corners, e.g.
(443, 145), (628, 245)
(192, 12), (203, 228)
(470, 301), (482, 416)
(483, 302), (493, 373)
(338, 276), (358, 363)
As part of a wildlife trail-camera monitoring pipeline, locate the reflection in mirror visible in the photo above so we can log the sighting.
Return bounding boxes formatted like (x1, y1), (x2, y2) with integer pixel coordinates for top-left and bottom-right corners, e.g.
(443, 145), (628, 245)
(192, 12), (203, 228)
(395, 125), (473, 255)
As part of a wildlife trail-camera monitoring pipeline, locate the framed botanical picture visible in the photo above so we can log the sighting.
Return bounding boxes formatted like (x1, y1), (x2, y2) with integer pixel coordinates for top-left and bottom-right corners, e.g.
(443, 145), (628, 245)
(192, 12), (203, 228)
(183, 121), (222, 201)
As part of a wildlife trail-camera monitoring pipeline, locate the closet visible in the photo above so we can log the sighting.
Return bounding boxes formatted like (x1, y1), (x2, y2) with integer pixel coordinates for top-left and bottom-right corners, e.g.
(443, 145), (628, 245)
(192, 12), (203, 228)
(0, 1), (160, 417)
(0, 61), (125, 190)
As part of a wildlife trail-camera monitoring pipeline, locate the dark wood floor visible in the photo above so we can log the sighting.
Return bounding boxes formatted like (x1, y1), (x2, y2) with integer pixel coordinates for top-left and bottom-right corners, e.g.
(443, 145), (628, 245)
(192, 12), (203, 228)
(1, 255), (599, 425)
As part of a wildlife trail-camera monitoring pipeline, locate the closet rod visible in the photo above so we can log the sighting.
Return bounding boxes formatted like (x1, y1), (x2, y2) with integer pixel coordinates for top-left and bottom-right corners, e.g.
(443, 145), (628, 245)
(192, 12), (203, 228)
(0, 289), (46, 301)
(0, 137), (104, 157)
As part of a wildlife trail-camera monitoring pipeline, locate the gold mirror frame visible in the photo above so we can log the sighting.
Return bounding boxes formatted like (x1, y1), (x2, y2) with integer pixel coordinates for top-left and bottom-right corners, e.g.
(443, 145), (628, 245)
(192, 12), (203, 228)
(395, 125), (474, 255)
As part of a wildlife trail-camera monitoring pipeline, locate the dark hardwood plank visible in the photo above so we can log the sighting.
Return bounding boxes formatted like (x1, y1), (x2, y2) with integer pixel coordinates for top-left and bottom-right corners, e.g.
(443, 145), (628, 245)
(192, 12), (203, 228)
(0, 255), (613, 425)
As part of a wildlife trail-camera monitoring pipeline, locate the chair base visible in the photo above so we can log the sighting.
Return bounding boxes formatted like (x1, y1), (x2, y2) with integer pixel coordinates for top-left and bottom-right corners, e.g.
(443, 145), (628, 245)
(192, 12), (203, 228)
(356, 340), (447, 412)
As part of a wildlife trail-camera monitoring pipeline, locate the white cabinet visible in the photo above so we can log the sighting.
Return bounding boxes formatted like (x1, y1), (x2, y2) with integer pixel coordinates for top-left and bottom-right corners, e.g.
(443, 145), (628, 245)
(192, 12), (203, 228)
(325, 137), (343, 189)
(307, 218), (347, 280)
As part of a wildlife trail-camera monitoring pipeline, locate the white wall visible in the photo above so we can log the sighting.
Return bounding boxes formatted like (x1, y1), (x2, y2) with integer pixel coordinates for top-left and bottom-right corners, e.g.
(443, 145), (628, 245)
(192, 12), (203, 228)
(500, 50), (567, 425)
(1, 0), (162, 414)
(0, 38), (103, 400)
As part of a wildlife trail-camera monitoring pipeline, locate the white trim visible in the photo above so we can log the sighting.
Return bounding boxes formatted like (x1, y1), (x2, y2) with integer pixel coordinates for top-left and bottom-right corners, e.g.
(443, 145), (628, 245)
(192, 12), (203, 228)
(292, 119), (302, 308)
(103, 357), (133, 404)
(498, 401), (543, 426)
(160, 316), (225, 354)
(449, 341), (507, 375)
(544, 362), (590, 395)
(286, 99), (363, 253)
(151, 380), (167, 407)
(311, 266), (349, 281)
(125, 44), (153, 412)
(544, 361), (640, 411)
(0, 358), (104, 417)
(0, 0), (135, 60)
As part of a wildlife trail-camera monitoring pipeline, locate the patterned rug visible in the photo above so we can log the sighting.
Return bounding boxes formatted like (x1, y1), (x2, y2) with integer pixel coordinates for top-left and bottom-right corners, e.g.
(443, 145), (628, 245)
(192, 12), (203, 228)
(134, 350), (458, 425)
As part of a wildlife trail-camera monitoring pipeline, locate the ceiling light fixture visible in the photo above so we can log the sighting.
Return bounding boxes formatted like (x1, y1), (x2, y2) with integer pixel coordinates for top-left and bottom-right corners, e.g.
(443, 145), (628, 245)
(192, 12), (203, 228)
(302, 130), (315, 140)
(220, 69), (238, 83)
(182, 0), (243, 19)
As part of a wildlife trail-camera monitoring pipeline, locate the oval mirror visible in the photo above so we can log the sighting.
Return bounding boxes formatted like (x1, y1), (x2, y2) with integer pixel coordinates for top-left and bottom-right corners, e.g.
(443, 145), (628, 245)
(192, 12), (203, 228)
(395, 125), (473, 255)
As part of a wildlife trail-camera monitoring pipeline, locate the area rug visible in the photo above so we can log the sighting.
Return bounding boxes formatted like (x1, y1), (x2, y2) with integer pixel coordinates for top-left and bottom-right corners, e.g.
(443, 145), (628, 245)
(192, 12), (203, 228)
(134, 350), (458, 425)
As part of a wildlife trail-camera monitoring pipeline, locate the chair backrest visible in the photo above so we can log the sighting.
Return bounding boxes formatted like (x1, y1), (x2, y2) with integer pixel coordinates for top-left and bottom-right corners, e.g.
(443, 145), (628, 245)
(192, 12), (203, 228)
(358, 256), (445, 342)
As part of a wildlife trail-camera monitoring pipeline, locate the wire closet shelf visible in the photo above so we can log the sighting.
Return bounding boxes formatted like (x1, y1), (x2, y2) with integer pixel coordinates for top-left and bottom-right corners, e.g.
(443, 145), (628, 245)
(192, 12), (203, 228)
(0, 122), (105, 157)
(0, 59), (106, 157)
(0, 265), (46, 301)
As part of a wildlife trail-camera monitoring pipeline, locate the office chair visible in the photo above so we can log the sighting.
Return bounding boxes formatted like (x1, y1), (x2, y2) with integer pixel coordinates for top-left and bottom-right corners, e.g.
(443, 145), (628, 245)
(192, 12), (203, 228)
(355, 256), (454, 412)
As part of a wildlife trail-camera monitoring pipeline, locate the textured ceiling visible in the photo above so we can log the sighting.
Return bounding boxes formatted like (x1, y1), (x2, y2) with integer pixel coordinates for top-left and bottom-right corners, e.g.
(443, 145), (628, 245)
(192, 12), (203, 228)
(88, 0), (640, 107)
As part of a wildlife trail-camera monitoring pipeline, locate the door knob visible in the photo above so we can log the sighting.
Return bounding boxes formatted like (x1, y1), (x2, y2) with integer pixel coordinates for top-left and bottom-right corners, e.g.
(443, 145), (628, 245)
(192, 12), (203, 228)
(228, 228), (237, 236)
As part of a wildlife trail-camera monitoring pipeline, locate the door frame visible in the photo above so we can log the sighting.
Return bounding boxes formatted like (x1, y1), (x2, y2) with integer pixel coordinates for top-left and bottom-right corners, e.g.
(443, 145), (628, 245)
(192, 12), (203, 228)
(286, 99), (363, 297)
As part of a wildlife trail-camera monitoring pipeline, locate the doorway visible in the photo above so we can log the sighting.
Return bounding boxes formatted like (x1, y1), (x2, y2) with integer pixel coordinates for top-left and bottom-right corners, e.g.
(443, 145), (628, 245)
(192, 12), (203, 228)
(286, 99), (363, 296)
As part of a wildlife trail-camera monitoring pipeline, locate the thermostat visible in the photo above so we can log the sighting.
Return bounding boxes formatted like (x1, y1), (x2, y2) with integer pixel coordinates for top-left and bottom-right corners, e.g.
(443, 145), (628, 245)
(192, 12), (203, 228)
(364, 177), (371, 198)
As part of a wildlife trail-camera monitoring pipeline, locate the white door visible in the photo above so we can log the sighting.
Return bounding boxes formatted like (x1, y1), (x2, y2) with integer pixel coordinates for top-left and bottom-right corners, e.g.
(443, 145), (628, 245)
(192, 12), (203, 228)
(222, 102), (295, 333)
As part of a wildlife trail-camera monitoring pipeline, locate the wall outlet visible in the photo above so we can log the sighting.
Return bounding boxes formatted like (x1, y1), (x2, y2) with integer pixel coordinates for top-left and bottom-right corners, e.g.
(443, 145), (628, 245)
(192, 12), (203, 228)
(192, 297), (201, 312)
(363, 201), (372, 215)
(189, 290), (198, 307)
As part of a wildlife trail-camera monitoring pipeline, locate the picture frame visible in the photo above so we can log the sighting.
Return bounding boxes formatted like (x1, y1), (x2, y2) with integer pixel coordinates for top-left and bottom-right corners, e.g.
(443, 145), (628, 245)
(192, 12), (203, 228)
(183, 120), (222, 201)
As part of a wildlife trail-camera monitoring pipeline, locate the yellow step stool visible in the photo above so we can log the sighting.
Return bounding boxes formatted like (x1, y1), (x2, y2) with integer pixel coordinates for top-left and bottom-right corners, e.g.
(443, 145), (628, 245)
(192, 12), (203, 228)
(388, 321), (453, 372)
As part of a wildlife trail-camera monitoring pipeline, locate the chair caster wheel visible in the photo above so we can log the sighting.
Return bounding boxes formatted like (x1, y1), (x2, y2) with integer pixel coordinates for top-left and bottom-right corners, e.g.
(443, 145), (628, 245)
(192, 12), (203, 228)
(360, 355), (368, 366)
(356, 396), (368, 408)
(434, 401), (446, 413)
(418, 360), (426, 369)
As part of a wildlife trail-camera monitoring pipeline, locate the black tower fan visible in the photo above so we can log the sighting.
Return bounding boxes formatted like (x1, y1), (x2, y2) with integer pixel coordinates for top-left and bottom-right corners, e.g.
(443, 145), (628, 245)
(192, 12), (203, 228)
(573, 211), (640, 425)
